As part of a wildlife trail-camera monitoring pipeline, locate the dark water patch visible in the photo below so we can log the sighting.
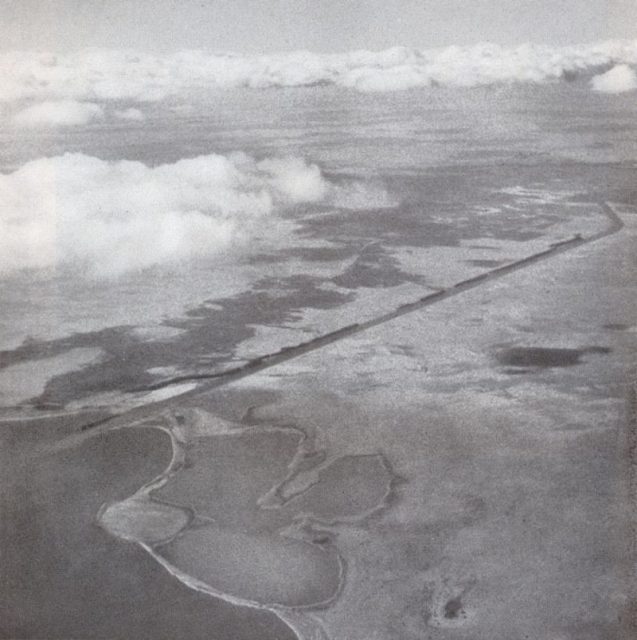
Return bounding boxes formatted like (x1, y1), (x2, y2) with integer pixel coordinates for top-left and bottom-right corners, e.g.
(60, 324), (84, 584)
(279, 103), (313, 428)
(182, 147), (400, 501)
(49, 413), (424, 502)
(296, 161), (624, 253)
(5, 275), (353, 406)
(156, 524), (342, 608)
(332, 242), (422, 289)
(248, 242), (355, 266)
(0, 326), (129, 370)
(602, 323), (629, 331)
(156, 428), (304, 533)
(142, 415), (397, 608)
(0, 422), (295, 640)
(4, 159), (631, 407)
(299, 202), (461, 250)
(281, 454), (395, 523)
(496, 346), (611, 369)
(155, 426), (396, 531)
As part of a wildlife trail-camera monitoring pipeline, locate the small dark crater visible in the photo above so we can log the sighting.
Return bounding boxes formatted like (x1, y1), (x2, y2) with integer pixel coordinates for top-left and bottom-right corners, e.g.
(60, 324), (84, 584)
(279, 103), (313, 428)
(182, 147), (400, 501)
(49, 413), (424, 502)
(496, 346), (611, 369)
(444, 597), (464, 619)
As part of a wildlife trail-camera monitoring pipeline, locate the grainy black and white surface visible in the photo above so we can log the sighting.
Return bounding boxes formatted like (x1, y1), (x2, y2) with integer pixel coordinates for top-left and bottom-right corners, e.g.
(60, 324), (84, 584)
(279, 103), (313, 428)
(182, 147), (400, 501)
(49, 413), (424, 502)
(1, 3), (636, 639)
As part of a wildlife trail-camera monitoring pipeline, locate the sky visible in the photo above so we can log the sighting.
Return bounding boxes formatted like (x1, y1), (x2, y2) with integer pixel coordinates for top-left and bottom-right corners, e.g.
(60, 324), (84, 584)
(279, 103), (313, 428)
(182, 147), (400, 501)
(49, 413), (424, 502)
(1, 0), (636, 53)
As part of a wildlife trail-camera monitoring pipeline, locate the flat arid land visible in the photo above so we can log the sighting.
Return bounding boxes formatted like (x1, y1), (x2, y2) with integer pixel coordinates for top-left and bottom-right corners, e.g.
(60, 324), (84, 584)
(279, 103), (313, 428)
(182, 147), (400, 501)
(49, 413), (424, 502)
(2, 200), (635, 640)
(2, 32), (637, 639)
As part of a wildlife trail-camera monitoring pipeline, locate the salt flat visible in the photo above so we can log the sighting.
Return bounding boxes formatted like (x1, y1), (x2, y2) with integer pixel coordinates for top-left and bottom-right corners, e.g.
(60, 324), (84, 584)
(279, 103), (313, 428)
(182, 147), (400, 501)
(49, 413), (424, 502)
(3, 205), (632, 640)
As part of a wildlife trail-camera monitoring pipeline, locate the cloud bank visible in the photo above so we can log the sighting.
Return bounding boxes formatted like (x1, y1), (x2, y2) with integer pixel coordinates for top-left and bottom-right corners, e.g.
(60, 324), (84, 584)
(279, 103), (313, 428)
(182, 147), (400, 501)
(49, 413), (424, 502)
(12, 100), (104, 126)
(0, 153), (347, 278)
(590, 63), (637, 93)
(1, 40), (636, 103)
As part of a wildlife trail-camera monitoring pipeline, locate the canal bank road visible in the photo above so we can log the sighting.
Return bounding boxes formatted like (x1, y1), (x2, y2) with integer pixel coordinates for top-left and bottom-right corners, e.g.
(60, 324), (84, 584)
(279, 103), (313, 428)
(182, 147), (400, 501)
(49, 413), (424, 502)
(1, 204), (636, 640)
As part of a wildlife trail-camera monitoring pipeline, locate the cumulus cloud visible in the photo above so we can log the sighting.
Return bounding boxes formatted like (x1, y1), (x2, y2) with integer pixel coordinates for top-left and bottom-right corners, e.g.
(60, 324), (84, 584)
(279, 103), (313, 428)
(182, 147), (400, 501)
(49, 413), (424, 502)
(12, 100), (104, 127)
(0, 153), (344, 278)
(0, 152), (394, 278)
(1, 40), (637, 103)
(113, 107), (145, 121)
(590, 64), (637, 93)
(257, 157), (327, 203)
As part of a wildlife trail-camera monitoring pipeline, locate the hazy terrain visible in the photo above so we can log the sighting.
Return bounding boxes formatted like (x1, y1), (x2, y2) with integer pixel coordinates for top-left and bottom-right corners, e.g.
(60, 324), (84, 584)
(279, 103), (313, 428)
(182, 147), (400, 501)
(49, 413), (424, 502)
(1, 41), (636, 640)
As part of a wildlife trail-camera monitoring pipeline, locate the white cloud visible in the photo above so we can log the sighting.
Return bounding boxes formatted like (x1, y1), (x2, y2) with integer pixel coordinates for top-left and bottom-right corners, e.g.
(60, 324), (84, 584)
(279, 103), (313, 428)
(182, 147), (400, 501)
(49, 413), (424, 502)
(0, 152), (377, 278)
(342, 63), (427, 92)
(590, 64), (637, 93)
(113, 107), (146, 121)
(1, 40), (637, 103)
(12, 100), (104, 127)
(257, 157), (327, 203)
